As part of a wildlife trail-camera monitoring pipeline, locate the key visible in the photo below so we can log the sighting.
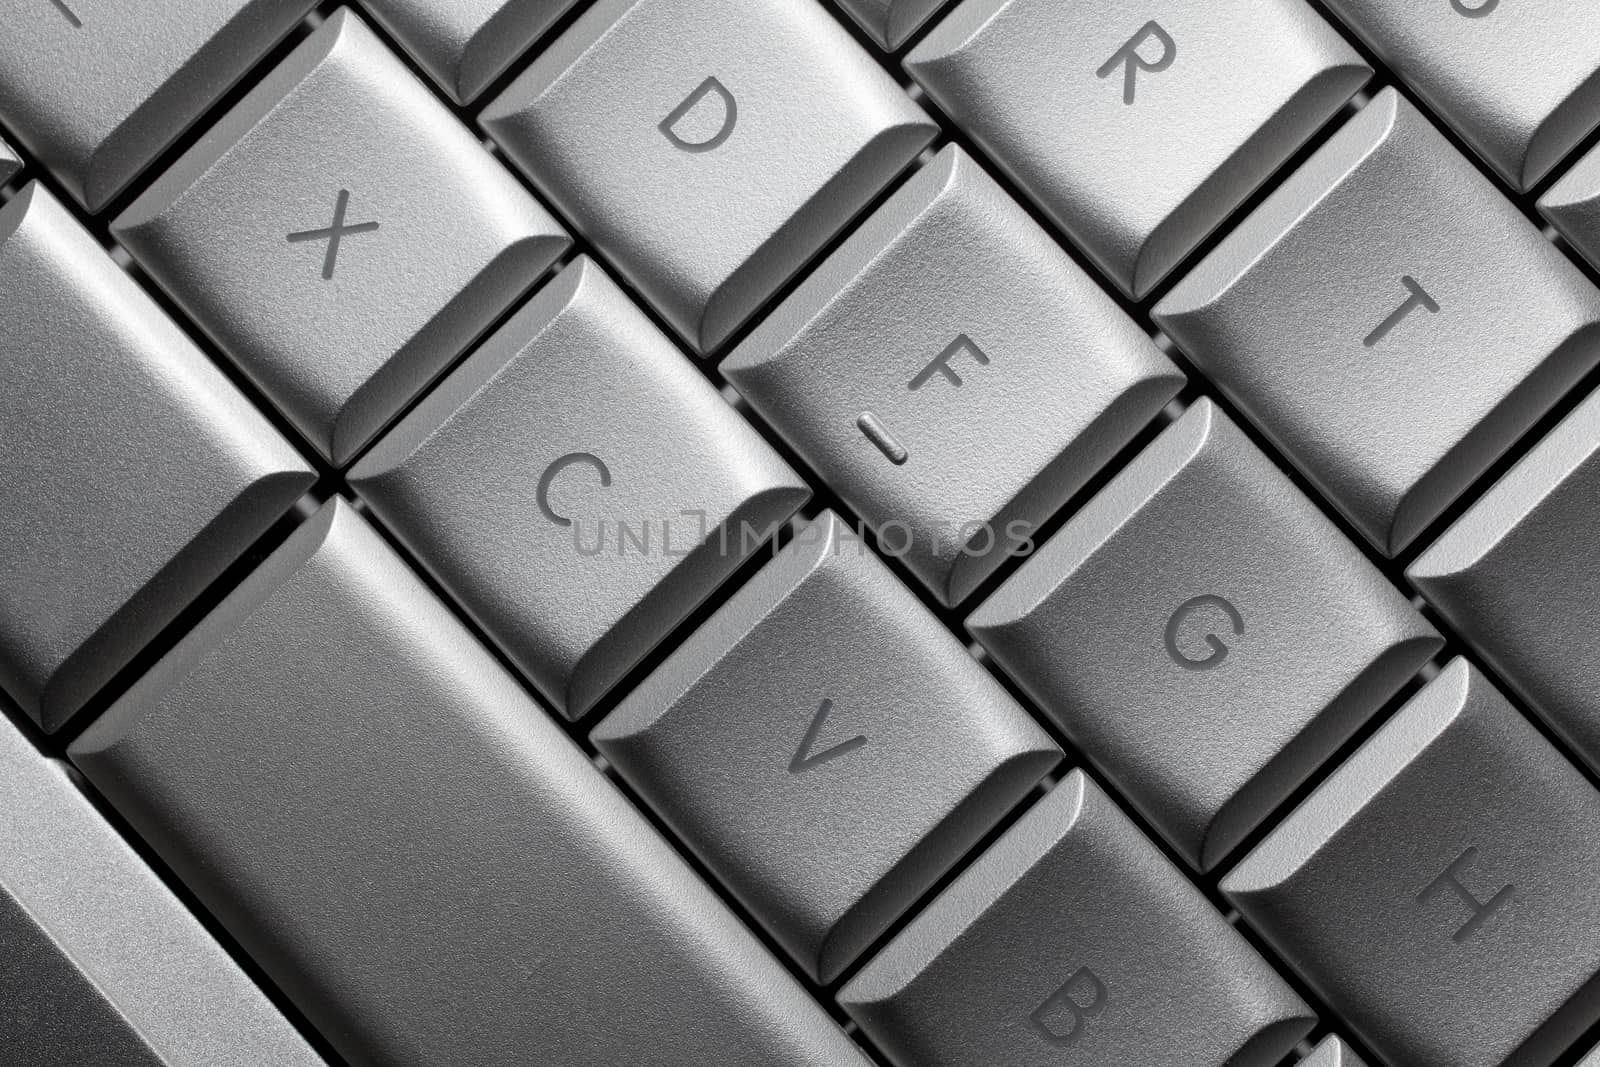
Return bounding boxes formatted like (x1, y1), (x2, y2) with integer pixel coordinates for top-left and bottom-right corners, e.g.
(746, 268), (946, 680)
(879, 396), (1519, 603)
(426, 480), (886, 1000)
(0, 0), (313, 211)
(1541, 142), (1600, 274)
(0, 182), (313, 732)
(481, 0), (937, 354)
(68, 498), (871, 1067)
(1223, 659), (1600, 1067)
(1321, 0), (1600, 191)
(112, 10), (570, 465)
(0, 709), (324, 1067)
(905, 0), (1369, 298)
(839, 770), (1314, 1067)
(1304, 1036), (1370, 1067)
(724, 146), (1183, 606)
(592, 510), (1060, 982)
(0, 135), (19, 184)
(361, 0), (580, 103)
(832, 0), (949, 50)
(969, 400), (1439, 871)
(1408, 385), (1600, 772)
(1154, 89), (1600, 556)
(350, 257), (809, 718)
(1583, 1045), (1600, 1067)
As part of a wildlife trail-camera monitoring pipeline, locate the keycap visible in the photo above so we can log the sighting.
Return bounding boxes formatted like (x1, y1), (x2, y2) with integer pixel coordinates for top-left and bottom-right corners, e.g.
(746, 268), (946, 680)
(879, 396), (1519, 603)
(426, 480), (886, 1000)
(481, 0), (937, 354)
(0, 709), (324, 1067)
(1541, 142), (1600, 273)
(69, 498), (870, 1067)
(1408, 385), (1600, 772)
(592, 510), (1060, 982)
(1223, 659), (1600, 1067)
(1303, 1036), (1370, 1067)
(350, 257), (809, 718)
(833, 0), (948, 50)
(0, 182), (313, 733)
(1320, 0), (1600, 190)
(112, 9), (569, 465)
(0, 135), (19, 184)
(968, 400), (1439, 871)
(839, 770), (1314, 1067)
(1582, 1044), (1600, 1067)
(724, 146), (1183, 606)
(905, 0), (1369, 298)
(1155, 89), (1600, 556)
(361, 0), (579, 103)
(0, 0), (314, 211)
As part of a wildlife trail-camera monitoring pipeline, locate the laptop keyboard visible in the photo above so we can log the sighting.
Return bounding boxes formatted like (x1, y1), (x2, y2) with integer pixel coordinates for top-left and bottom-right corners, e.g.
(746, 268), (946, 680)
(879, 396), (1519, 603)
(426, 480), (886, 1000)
(3, 2), (1600, 1066)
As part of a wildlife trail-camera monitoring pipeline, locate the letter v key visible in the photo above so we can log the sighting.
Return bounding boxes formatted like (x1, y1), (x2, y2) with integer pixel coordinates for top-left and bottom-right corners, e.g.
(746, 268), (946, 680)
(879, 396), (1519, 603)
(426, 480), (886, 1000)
(789, 699), (867, 774)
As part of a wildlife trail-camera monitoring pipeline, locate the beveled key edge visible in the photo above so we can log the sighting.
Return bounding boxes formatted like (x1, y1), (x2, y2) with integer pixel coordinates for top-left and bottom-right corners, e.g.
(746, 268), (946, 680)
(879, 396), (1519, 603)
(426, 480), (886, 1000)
(1, 182), (317, 732)
(1541, 145), (1600, 274)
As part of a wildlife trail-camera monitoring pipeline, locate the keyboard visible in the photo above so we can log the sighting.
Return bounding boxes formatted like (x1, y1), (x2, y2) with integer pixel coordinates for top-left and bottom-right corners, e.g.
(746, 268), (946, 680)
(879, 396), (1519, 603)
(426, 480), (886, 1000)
(4, 1), (1600, 1065)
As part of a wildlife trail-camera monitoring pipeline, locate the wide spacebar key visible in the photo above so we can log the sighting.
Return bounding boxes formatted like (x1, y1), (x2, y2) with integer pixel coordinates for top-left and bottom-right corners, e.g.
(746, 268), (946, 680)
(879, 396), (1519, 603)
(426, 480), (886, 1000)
(69, 499), (867, 1067)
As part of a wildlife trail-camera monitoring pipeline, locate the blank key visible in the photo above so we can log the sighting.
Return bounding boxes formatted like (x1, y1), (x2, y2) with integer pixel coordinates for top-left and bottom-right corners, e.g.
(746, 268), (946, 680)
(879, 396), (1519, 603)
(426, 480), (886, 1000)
(593, 511), (1059, 982)
(970, 400), (1439, 870)
(0, 0), (314, 210)
(362, 0), (580, 103)
(482, 0), (937, 353)
(1156, 89), (1600, 555)
(69, 499), (868, 1067)
(1409, 385), (1600, 772)
(0, 182), (313, 732)
(840, 771), (1313, 1067)
(1321, 0), (1600, 190)
(113, 10), (570, 465)
(906, 0), (1369, 297)
(1225, 660), (1600, 1067)
(725, 145), (1182, 606)
(350, 257), (809, 718)
(0, 712), (323, 1067)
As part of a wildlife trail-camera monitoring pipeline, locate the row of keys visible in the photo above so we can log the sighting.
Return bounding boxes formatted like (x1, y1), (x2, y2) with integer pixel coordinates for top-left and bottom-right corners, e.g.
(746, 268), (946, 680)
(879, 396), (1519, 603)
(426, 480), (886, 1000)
(0, 709), (322, 1065)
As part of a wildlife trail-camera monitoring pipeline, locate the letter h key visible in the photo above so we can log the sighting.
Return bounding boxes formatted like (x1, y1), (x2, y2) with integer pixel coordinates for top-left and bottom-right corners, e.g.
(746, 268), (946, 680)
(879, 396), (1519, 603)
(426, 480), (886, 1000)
(1417, 848), (1514, 942)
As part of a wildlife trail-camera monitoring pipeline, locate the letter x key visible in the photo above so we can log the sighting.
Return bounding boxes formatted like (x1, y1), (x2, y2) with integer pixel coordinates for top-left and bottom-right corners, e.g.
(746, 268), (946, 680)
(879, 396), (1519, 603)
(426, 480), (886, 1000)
(287, 189), (380, 280)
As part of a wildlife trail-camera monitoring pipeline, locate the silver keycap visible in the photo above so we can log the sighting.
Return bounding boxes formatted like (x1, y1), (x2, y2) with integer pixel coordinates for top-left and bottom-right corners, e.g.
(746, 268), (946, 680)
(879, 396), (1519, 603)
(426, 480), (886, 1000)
(1541, 142), (1600, 273)
(0, 136), (19, 184)
(113, 9), (569, 465)
(1155, 89), (1600, 556)
(905, 0), (1368, 297)
(0, 709), (323, 1067)
(0, 0), (313, 211)
(969, 400), (1439, 871)
(1224, 660), (1600, 1067)
(1304, 1036), (1370, 1067)
(592, 510), (1060, 982)
(481, 0), (937, 354)
(69, 499), (870, 1067)
(350, 257), (809, 718)
(840, 770), (1314, 1067)
(361, 0), (579, 103)
(1582, 1043), (1600, 1067)
(725, 146), (1183, 606)
(1408, 385), (1600, 772)
(1321, 0), (1600, 190)
(833, 0), (949, 50)
(0, 182), (313, 732)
